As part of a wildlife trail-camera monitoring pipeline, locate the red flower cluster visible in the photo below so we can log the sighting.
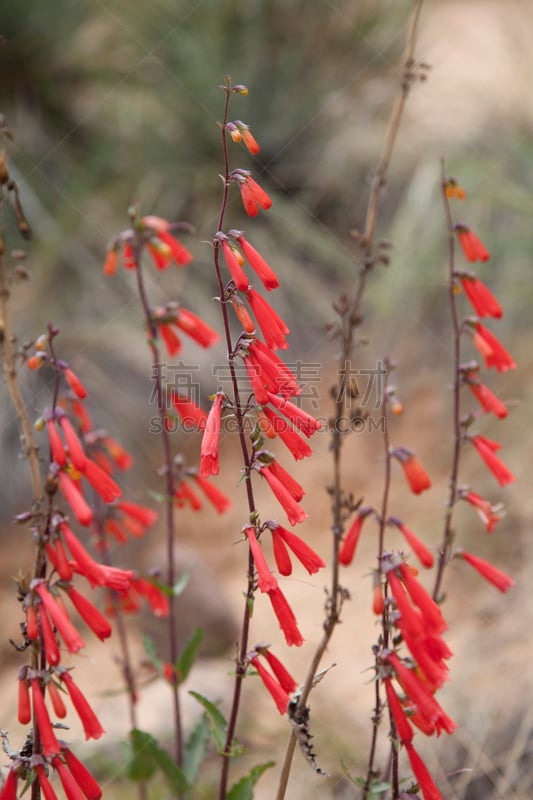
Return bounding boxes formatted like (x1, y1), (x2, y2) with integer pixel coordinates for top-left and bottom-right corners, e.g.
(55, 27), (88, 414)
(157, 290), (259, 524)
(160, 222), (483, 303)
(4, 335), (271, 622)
(250, 646), (297, 714)
(103, 214), (192, 275)
(448, 189), (517, 593)
(244, 525), (323, 647)
(155, 305), (220, 357)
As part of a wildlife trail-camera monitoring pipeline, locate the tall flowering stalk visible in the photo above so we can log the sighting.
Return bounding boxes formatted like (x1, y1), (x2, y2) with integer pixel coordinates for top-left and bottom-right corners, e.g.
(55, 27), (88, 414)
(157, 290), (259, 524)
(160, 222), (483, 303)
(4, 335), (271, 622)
(276, 1), (428, 796)
(102, 212), (218, 772)
(208, 78), (324, 799)
(434, 166), (516, 602)
(0, 308), (126, 798)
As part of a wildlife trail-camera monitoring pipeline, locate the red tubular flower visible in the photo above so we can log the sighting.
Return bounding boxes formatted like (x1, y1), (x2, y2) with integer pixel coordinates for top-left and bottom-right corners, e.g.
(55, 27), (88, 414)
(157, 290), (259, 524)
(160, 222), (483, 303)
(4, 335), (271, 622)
(466, 375), (508, 418)
(459, 490), (500, 532)
(405, 743), (444, 800)
(248, 340), (301, 399)
(246, 288), (290, 350)
(18, 672), (31, 724)
(46, 538), (73, 581)
(200, 393), (223, 477)
(63, 749), (103, 800)
(471, 434), (515, 486)
(221, 239), (249, 290)
(390, 518), (434, 568)
(388, 572), (430, 650)
(245, 527), (278, 592)
(460, 551), (514, 592)
(383, 677), (413, 744)
(372, 582), (384, 615)
(455, 224), (490, 262)
(269, 523), (325, 576)
(472, 322), (516, 372)
(47, 419), (67, 466)
(102, 248), (119, 277)
(130, 577), (169, 616)
(339, 509), (371, 566)
(47, 680), (67, 718)
(231, 297), (256, 333)
(192, 474), (231, 513)
(174, 308), (220, 349)
(260, 648), (297, 694)
(101, 436), (133, 470)
(0, 767), (18, 800)
(240, 126), (260, 155)
(238, 235), (279, 291)
(116, 501), (157, 529)
(60, 521), (134, 591)
(159, 323), (182, 356)
(26, 603), (39, 641)
(459, 275), (502, 318)
(267, 586), (304, 647)
(398, 563), (447, 634)
(393, 449), (431, 495)
(52, 756), (86, 800)
(250, 656), (290, 714)
(38, 601), (61, 666)
(57, 416), (87, 473)
(66, 587), (112, 641)
(174, 480), (203, 510)
(122, 243), (136, 270)
(64, 368), (87, 399)
(36, 765), (59, 800)
(239, 176), (272, 217)
(59, 671), (105, 740)
(171, 391), (208, 431)
(265, 392), (321, 437)
(82, 458), (122, 503)
(268, 459), (304, 501)
(141, 215), (193, 266)
(30, 677), (61, 756)
(34, 582), (85, 654)
(262, 407), (313, 461)
(260, 465), (307, 526)
(156, 230), (192, 266)
(386, 654), (452, 733)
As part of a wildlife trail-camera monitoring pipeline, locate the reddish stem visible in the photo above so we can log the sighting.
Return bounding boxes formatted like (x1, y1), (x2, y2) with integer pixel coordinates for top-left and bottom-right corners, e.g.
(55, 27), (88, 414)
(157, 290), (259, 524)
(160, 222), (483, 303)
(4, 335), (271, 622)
(214, 81), (261, 800)
(432, 160), (463, 602)
(133, 247), (184, 772)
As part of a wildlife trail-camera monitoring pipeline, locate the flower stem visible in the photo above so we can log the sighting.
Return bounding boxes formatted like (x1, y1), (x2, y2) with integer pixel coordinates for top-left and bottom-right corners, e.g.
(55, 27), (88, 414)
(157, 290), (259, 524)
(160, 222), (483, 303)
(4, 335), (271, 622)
(432, 160), (462, 602)
(133, 249), (183, 772)
(275, 1), (426, 796)
(214, 81), (261, 800)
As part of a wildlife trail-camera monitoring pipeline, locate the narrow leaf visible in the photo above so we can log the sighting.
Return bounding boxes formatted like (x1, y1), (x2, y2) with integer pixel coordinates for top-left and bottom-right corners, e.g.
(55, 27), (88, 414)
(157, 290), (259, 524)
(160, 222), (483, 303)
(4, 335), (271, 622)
(189, 691), (228, 753)
(177, 627), (203, 684)
(183, 713), (211, 785)
(127, 729), (156, 781)
(227, 761), (275, 800)
(150, 741), (190, 794)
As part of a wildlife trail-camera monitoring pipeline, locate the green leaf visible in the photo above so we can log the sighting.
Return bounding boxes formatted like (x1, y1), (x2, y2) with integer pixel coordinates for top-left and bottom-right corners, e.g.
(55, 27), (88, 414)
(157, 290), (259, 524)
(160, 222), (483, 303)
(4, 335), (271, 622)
(189, 691), (228, 753)
(173, 570), (191, 596)
(227, 762), (275, 800)
(142, 635), (162, 671)
(127, 729), (190, 793)
(183, 713), (211, 785)
(127, 729), (157, 782)
(150, 740), (190, 794)
(177, 627), (203, 684)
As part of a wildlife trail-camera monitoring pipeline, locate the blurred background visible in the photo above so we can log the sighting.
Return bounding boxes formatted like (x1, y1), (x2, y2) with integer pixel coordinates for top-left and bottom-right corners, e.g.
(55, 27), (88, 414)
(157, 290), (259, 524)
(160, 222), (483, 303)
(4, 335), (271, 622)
(1, 0), (532, 798)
